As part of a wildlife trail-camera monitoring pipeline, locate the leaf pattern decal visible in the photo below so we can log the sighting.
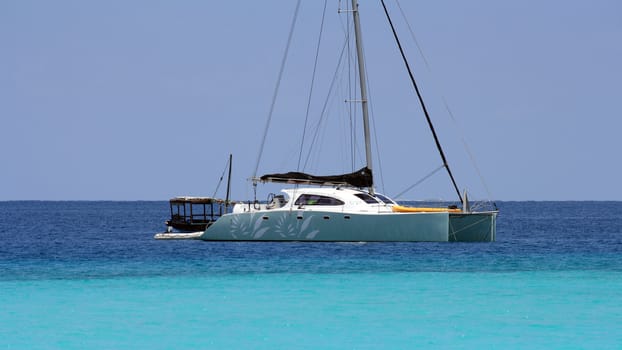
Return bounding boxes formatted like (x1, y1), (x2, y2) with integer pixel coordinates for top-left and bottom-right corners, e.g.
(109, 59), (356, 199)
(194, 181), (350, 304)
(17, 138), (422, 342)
(227, 211), (324, 240)
(253, 216), (263, 232)
(306, 230), (320, 239)
(253, 227), (269, 239)
(300, 216), (312, 232)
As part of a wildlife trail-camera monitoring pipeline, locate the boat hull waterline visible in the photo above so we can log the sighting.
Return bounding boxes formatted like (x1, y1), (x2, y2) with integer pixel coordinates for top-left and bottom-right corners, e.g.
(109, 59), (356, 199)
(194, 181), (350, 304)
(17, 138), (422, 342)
(199, 210), (496, 242)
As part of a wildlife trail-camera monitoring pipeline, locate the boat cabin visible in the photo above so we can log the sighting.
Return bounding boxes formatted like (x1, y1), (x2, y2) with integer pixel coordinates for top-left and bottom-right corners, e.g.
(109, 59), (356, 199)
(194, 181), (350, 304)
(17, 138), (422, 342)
(166, 196), (233, 232)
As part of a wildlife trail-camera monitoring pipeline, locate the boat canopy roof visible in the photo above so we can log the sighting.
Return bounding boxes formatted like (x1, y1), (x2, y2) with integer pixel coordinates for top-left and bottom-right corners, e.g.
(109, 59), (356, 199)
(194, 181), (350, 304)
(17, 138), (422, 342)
(169, 196), (231, 204)
(259, 167), (372, 188)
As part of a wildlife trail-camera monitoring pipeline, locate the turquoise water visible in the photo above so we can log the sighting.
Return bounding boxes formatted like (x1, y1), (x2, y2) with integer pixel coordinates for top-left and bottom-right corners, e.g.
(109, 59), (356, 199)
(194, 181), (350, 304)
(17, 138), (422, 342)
(1, 201), (621, 349)
(3, 272), (621, 349)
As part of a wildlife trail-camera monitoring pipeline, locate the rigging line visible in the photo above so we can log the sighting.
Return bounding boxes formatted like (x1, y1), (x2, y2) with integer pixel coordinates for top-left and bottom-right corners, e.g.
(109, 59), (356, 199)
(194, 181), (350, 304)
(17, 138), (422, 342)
(348, 3), (355, 172)
(336, 78), (354, 172)
(310, 80), (343, 171)
(443, 101), (498, 210)
(369, 98), (386, 194)
(253, 0), (302, 179)
(380, 0), (463, 203)
(298, 0), (328, 171)
(394, 0), (430, 70)
(302, 38), (349, 171)
(354, 26), (385, 193)
(337, 2), (357, 172)
(351, 0), (373, 192)
(211, 155), (231, 198)
(393, 164), (445, 200)
(396, 0), (496, 209)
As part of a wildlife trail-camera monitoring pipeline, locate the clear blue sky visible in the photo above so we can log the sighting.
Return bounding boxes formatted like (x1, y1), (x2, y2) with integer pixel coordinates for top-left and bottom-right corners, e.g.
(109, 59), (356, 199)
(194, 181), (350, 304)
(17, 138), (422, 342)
(2, 1), (621, 201)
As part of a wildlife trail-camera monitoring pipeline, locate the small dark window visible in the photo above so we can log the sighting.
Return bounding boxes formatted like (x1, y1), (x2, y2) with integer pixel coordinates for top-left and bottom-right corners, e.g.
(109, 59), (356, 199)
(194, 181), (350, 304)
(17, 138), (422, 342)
(295, 194), (345, 206)
(375, 193), (396, 205)
(354, 193), (379, 204)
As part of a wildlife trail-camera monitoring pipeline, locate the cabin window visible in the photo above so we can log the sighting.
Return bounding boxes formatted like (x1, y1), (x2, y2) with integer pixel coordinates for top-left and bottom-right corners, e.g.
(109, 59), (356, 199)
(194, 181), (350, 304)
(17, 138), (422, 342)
(295, 194), (344, 206)
(354, 193), (379, 204)
(375, 193), (396, 205)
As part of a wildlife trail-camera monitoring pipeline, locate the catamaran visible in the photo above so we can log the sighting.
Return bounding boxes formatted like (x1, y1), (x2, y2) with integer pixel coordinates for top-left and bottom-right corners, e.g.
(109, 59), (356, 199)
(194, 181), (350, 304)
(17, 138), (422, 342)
(199, 0), (497, 242)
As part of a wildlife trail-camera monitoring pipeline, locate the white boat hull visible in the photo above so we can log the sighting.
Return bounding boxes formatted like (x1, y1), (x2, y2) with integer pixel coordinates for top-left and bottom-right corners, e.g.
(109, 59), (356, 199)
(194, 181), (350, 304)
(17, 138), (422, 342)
(199, 209), (496, 242)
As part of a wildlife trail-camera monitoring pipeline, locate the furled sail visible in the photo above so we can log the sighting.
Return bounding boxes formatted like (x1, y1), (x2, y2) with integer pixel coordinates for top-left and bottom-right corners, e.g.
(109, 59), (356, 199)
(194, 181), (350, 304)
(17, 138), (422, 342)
(259, 167), (372, 188)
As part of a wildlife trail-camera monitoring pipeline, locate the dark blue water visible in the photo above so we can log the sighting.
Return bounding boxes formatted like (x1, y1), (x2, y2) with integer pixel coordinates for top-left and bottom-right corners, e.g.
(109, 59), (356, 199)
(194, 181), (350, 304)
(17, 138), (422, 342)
(0, 201), (622, 280)
(1, 201), (621, 349)
(1, 201), (621, 279)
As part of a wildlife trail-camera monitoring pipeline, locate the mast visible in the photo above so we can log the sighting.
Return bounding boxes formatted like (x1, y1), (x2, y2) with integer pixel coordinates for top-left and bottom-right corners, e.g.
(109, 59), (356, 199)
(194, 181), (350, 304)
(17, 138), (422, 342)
(225, 153), (232, 207)
(350, 0), (374, 195)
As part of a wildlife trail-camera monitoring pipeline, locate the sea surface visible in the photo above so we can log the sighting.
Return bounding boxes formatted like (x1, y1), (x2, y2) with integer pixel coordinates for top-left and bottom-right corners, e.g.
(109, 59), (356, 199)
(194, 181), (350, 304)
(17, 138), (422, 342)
(1, 201), (621, 349)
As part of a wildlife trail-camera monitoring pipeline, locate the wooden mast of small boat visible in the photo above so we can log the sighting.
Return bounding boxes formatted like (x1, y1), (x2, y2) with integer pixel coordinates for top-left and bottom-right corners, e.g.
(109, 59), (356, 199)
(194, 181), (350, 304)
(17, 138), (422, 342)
(351, 0), (374, 195)
(225, 153), (232, 207)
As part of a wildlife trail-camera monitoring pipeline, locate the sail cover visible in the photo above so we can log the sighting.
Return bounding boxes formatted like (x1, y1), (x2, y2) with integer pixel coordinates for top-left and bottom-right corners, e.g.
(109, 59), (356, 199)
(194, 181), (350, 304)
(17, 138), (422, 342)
(259, 167), (372, 188)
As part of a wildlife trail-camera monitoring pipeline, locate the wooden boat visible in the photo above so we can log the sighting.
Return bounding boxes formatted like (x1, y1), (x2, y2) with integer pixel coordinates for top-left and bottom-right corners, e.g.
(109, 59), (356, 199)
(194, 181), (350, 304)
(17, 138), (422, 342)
(165, 196), (234, 232)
